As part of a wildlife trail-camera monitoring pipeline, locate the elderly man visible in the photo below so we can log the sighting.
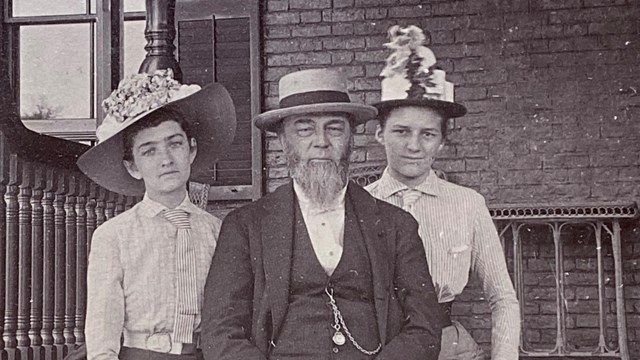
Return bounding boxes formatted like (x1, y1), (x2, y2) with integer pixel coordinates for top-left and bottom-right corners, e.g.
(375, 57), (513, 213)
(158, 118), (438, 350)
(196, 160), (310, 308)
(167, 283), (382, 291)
(200, 68), (448, 360)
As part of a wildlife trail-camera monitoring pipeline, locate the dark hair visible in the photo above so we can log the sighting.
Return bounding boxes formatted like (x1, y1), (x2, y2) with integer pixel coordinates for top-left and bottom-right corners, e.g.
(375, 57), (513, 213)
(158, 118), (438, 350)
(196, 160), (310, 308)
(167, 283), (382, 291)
(122, 107), (194, 161)
(377, 106), (449, 138)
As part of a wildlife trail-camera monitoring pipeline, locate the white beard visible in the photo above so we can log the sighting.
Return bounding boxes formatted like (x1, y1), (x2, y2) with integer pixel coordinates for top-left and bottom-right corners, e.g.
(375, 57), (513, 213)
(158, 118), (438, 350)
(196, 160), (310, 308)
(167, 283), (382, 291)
(282, 138), (350, 211)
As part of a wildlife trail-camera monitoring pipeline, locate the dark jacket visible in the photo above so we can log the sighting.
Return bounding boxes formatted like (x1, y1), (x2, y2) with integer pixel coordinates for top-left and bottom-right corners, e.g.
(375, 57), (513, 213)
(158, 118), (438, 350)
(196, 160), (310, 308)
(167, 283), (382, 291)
(200, 182), (447, 360)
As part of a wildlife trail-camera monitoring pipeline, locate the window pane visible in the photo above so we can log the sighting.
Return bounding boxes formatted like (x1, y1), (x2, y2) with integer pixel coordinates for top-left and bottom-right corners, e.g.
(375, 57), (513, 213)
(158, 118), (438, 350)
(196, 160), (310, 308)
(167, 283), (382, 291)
(123, 20), (148, 77)
(20, 24), (92, 120)
(13, 0), (86, 17)
(124, 0), (146, 13)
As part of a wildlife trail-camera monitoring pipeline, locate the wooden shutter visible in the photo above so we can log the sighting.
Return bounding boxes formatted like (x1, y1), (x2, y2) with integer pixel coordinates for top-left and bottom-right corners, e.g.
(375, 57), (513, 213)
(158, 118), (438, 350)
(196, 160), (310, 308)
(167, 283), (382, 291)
(178, 17), (253, 187)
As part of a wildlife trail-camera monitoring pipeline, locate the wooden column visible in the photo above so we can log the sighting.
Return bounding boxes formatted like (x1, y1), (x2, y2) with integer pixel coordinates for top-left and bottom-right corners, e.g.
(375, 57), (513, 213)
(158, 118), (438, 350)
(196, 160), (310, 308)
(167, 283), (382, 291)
(30, 165), (45, 360)
(41, 169), (56, 352)
(52, 172), (66, 356)
(17, 161), (33, 359)
(63, 175), (77, 346)
(74, 177), (88, 344)
(4, 155), (21, 359)
(139, 0), (181, 80)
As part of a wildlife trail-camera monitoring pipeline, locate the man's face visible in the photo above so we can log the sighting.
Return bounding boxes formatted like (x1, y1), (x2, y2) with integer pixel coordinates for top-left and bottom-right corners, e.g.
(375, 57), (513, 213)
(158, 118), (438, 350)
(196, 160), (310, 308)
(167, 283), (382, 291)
(279, 112), (352, 208)
(123, 120), (197, 200)
(280, 112), (352, 166)
(376, 106), (444, 187)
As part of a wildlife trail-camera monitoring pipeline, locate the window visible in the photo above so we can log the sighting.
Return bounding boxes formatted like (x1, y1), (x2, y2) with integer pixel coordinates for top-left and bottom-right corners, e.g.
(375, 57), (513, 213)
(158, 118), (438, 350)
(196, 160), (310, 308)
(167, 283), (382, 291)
(4, 0), (264, 200)
(5, 0), (146, 143)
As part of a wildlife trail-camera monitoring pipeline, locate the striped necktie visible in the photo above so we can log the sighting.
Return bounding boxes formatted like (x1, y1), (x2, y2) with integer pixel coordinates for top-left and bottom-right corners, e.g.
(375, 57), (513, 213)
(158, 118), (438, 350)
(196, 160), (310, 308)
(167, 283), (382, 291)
(401, 189), (422, 214)
(163, 209), (198, 344)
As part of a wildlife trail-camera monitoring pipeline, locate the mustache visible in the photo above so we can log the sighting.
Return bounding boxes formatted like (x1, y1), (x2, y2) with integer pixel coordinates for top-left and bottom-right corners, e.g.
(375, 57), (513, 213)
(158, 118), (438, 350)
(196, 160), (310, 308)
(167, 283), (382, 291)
(281, 137), (351, 209)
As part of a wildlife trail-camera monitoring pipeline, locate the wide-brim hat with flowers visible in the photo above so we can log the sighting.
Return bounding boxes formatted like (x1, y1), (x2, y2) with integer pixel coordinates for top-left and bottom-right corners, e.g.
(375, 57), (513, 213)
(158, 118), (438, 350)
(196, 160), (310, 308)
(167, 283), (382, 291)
(77, 69), (236, 196)
(253, 68), (377, 132)
(375, 25), (467, 118)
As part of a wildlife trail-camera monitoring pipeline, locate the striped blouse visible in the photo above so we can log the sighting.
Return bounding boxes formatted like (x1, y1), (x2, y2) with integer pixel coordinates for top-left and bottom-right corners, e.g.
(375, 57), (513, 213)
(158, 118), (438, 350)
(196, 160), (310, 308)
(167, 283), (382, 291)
(366, 169), (520, 360)
(85, 194), (221, 360)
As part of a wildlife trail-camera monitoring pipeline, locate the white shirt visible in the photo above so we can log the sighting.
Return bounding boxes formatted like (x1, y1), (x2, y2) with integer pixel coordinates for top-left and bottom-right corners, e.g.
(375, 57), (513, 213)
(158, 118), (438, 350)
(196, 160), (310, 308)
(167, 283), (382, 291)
(366, 169), (520, 360)
(293, 181), (347, 275)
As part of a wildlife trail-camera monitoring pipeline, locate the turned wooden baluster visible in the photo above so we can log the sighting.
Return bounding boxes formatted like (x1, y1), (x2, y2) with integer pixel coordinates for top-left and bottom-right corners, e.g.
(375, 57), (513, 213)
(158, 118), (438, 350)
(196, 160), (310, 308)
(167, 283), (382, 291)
(30, 165), (45, 359)
(124, 196), (136, 211)
(4, 155), (21, 359)
(74, 177), (88, 344)
(63, 174), (77, 346)
(41, 168), (56, 352)
(139, 0), (182, 80)
(114, 194), (126, 216)
(86, 183), (99, 254)
(0, 184), (6, 354)
(95, 187), (107, 229)
(105, 192), (116, 221)
(52, 171), (67, 356)
(17, 162), (33, 357)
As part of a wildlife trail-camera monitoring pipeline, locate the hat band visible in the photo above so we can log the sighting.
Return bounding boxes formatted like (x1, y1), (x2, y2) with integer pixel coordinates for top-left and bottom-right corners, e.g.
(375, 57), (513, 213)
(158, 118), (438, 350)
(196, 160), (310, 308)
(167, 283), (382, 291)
(279, 90), (350, 108)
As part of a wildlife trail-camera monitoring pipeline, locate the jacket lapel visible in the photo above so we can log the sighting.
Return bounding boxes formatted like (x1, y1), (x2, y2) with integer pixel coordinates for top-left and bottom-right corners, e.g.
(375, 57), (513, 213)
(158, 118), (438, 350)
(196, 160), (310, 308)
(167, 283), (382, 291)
(260, 183), (295, 339)
(347, 183), (390, 344)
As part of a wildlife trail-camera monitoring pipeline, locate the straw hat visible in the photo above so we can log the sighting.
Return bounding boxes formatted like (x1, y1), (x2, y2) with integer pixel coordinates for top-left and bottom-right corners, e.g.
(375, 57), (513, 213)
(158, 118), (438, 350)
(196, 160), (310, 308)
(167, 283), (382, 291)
(375, 25), (467, 118)
(253, 68), (377, 132)
(77, 69), (236, 196)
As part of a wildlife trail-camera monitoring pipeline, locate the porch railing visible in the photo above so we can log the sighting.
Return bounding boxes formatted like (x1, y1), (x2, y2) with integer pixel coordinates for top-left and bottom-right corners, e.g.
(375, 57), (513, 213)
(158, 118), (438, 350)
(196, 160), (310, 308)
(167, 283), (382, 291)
(0, 110), (139, 360)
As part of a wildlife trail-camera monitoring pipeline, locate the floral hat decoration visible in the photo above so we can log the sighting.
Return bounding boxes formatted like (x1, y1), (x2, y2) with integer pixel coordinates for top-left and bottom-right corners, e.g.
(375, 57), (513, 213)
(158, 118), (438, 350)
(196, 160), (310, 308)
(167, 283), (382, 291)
(375, 25), (466, 118)
(77, 69), (236, 196)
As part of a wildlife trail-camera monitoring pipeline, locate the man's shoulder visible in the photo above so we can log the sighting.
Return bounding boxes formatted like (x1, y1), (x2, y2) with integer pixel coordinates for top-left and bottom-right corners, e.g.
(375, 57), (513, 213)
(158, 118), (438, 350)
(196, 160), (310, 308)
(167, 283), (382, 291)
(225, 184), (290, 221)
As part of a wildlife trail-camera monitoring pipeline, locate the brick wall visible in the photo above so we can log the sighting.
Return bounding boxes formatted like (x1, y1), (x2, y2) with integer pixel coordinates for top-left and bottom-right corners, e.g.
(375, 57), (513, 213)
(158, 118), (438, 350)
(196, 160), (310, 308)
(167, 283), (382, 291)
(262, 0), (640, 203)
(261, 0), (640, 356)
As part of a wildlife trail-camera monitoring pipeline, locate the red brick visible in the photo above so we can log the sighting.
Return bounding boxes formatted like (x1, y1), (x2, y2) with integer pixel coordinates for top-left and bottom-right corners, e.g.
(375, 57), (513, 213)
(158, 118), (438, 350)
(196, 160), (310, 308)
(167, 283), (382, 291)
(432, 1), (467, 16)
(299, 10), (321, 23)
(365, 8), (387, 19)
(265, 26), (291, 39)
(583, 0), (627, 6)
(332, 23), (354, 36)
(543, 154), (590, 169)
(388, 4), (431, 18)
(266, 0), (288, 12)
(354, 49), (387, 63)
(532, 0), (581, 10)
(289, 0), (331, 9)
(333, 0), (354, 8)
(331, 51), (354, 65)
(353, 78), (380, 91)
(291, 24), (331, 37)
(349, 148), (366, 163)
(264, 39), (300, 53)
(323, 37), (365, 50)
(322, 8), (365, 22)
(366, 146), (386, 161)
(264, 12), (300, 26)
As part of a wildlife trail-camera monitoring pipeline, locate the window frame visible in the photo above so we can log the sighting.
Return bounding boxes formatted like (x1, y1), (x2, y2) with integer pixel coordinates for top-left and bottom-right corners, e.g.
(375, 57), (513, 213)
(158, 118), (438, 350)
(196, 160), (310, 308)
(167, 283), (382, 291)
(3, 0), (264, 200)
(3, 0), (145, 143)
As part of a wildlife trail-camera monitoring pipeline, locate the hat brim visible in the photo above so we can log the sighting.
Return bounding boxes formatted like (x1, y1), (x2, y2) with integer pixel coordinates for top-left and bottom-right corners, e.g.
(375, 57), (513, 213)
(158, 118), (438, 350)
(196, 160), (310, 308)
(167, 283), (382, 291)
(374, 98), (467, 118)
(254, 103), (378, 132)
(77, 83), (237, 196)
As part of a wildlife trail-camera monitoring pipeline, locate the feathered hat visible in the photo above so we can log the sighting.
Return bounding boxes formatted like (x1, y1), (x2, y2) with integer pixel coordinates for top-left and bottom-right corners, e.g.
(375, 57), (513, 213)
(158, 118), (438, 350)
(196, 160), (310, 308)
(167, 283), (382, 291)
(375, 25), (466, 118)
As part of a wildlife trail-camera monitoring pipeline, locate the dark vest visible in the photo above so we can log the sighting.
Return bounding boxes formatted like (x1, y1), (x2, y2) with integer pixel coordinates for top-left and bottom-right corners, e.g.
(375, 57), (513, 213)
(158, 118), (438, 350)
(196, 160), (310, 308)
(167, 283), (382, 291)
(269, 199), (380, 360)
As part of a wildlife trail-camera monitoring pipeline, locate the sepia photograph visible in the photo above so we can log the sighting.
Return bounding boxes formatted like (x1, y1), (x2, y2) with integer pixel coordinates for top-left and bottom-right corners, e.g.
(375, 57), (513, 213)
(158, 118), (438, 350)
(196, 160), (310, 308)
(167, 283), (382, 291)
(0, 0), (639, 359)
